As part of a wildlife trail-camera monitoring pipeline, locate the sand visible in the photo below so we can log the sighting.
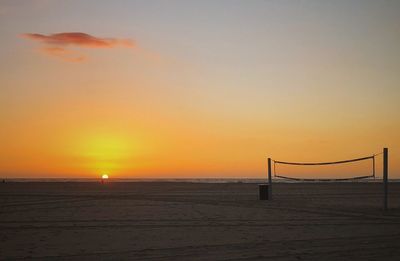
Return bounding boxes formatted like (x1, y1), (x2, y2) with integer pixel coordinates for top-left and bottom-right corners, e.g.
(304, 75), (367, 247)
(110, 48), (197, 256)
(1, 181), (400, 260)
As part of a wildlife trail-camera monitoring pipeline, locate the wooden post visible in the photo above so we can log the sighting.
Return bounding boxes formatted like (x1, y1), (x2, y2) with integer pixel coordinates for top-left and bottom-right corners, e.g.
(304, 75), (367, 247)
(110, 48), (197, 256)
(372, 155), (375, 179)
(383, 148), (388, 210)
(268, 158), (272, 200)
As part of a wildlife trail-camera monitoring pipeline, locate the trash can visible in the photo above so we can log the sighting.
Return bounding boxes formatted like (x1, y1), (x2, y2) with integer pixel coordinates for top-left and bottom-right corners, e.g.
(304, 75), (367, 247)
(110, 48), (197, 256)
(259, 184), (269, 200)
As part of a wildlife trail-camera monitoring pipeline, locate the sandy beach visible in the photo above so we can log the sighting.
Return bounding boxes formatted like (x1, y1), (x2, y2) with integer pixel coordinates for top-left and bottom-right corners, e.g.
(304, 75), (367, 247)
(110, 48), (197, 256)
(1, 182), (400, 260)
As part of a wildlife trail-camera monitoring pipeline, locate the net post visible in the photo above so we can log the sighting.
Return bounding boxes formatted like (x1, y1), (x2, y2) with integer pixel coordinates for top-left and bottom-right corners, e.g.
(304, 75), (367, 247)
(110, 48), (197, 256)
(268, 158), (272, 200)
(383, 148), (388, 211)
(372, 155), (376, 179)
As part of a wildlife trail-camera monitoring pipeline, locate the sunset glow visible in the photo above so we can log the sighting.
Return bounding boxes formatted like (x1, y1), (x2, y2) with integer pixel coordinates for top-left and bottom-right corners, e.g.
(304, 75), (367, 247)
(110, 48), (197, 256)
(0, 1), (399, 179)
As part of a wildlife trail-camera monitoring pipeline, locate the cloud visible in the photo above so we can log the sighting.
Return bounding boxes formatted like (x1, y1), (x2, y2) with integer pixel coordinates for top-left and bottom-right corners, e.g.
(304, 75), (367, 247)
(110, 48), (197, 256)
(23, 32), (135, 48)
(22, 32), (135, 62)
(41, 47), (86, 63)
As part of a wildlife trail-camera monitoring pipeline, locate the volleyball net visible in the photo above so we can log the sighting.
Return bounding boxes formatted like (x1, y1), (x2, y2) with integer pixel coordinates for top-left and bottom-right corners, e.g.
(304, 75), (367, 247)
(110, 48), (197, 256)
(266, 148), (389, 209)
(272, 152), (383, 182)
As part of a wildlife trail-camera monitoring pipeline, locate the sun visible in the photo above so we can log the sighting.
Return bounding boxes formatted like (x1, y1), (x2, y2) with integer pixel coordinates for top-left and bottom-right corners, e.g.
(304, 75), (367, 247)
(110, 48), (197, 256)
(101, 174), (109, 179)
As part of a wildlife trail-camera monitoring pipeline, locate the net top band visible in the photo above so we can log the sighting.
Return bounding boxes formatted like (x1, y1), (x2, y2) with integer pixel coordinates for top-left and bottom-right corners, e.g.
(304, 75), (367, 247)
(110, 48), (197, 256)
(273, 155), (374, 166)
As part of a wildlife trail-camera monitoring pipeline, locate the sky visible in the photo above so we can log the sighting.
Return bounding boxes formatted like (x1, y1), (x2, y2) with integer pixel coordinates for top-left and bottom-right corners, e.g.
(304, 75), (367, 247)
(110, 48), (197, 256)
(0, 0), (399, 179)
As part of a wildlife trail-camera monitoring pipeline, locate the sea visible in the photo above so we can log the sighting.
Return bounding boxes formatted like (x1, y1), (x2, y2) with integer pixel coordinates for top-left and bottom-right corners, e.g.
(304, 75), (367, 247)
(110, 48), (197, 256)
(1, 178), (397, 183)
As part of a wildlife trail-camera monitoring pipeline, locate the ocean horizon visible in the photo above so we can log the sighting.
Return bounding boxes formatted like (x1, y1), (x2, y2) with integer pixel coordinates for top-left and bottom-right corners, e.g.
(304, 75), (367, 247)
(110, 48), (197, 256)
(1, 178), (397, 183)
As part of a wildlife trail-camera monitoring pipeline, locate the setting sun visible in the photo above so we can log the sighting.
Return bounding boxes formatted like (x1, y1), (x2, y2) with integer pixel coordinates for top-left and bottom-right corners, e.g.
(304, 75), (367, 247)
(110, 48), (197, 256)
(101, 174), (109, 179)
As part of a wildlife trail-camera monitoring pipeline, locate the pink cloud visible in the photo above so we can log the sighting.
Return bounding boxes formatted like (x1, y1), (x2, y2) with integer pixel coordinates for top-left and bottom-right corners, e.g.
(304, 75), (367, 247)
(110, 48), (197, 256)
(41, 47), (86, 63)
(22, 32), (135, 48)
(22, 32), (135, 62)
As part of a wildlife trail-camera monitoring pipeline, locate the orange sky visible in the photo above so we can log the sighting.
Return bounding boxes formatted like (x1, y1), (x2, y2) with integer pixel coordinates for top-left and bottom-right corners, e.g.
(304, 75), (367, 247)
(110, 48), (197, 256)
(0, 1), (399, 178)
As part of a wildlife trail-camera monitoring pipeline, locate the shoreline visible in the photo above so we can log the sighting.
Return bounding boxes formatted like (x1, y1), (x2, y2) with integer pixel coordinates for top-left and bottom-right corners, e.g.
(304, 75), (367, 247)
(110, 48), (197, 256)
(1, 178), (399, 183)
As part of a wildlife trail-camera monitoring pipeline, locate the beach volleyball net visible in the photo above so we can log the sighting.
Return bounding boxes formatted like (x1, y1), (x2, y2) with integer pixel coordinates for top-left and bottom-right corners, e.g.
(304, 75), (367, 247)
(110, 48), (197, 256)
(272, 152), (382, 182)
(266, 148), (389, 209)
